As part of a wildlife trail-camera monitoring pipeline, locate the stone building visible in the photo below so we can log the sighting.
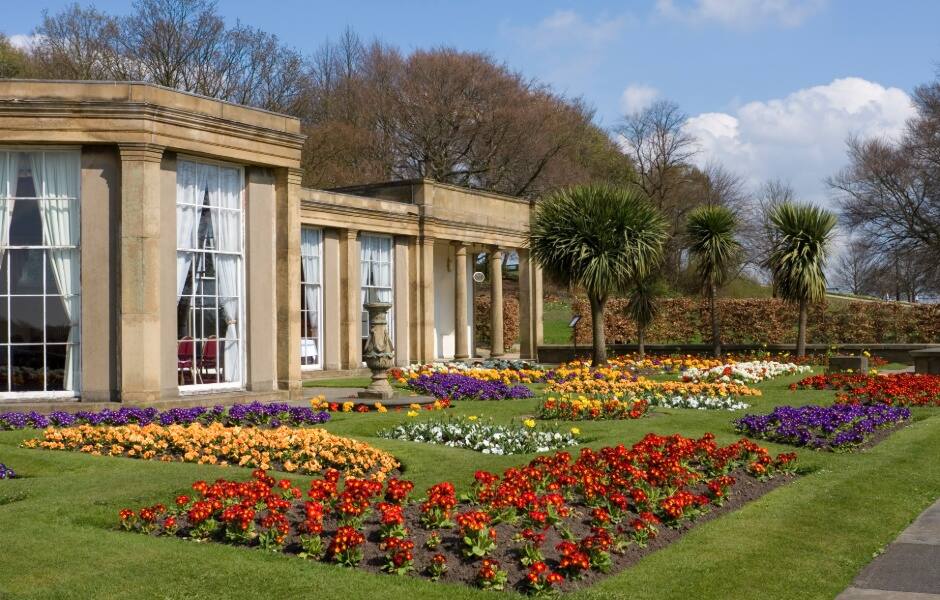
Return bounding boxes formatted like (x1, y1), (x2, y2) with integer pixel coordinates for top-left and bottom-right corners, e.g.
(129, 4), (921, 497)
(0, 80), (542, 408)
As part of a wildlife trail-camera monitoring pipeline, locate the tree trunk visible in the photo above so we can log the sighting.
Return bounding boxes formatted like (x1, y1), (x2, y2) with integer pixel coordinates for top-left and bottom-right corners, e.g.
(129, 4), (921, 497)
(797, 300), (808, 357)
(637, 325), (646, 359)
(709, 283), (721, 358)
(589, 294), (608, 366)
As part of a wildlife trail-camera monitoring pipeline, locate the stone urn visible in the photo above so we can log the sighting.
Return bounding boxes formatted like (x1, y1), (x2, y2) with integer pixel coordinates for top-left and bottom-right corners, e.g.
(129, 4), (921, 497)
(357, 298), (396, 400)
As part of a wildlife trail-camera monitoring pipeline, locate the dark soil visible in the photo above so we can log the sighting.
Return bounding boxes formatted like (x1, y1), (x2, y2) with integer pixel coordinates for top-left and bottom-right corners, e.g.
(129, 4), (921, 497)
(145, 469), (796, 594)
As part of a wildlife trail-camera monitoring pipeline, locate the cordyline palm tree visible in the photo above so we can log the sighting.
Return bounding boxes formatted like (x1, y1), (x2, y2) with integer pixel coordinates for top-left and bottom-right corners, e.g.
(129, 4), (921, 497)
(763, 202), (837, 357)
(626, 274), (660, 359)
(528, 184), (667, 366)
(686, 205), (742, 358)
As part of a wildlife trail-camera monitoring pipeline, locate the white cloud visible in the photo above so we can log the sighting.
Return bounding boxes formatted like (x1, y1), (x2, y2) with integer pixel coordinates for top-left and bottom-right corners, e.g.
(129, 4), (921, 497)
(621, 84), (659, 114)
(656, 0), (826, 29)
(510, 10), (631, 49)
(7, 33), (43, 51)
(684, 77), (915, 208)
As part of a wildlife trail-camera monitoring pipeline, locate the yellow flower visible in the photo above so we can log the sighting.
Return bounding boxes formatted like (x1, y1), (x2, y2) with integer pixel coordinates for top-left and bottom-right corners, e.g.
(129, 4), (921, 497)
(523, 419), (536, 428)
(406, 411), (419, 417)
(342, 401), (354, 412)
(467, 415), (478, 421)
(570, 427), (581, 435)
(374, 402), (387, 413)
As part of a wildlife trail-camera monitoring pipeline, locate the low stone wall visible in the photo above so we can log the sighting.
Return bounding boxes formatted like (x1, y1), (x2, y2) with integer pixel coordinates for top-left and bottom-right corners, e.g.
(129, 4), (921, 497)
(536, 343), (936, 365)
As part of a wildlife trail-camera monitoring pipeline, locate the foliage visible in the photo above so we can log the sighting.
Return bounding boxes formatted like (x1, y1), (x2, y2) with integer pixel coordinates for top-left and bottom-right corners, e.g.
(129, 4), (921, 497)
(685, 205), (742, 291)
(763, 203), (837, 307)
(474, 293), (519, 352)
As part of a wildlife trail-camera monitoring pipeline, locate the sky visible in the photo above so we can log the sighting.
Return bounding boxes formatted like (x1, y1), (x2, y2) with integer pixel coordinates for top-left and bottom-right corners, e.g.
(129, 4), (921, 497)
(4, 0), (940, 210)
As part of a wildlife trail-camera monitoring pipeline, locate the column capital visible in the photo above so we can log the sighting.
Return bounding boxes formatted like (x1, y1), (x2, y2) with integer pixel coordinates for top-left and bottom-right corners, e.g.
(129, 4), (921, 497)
(420, 235), (436, 246)
(118, 143), (165, 163)
(451, 240), (470, 253)
(286, 167), (304, 186)
(488, 246), (506, 258)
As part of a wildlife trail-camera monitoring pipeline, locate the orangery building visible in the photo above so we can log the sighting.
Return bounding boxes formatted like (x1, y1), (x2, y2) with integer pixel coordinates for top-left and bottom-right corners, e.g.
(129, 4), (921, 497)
(0, 80), (543, 408)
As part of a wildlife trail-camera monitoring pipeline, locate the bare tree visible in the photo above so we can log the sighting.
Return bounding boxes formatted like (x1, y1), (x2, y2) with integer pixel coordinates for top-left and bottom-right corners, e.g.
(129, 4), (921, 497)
(833, 238), (879, 296)
(29, 4), (126, 80)
(0, 34), (28, 78)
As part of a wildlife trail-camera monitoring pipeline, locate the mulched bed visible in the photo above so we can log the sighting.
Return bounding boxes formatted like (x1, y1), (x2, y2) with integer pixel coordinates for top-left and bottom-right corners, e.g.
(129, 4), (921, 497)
(139, 469), (796, 593)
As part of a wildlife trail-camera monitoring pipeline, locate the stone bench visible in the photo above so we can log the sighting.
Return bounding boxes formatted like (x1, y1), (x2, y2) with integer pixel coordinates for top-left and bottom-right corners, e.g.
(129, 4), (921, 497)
(910, 348), (940, 375)
(827, 355), (868, 374)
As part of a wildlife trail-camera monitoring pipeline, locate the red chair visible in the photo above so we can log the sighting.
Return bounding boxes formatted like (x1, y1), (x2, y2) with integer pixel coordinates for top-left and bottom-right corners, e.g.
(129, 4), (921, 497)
(177, 337), (197, 385)
(201, 335), (220, 383)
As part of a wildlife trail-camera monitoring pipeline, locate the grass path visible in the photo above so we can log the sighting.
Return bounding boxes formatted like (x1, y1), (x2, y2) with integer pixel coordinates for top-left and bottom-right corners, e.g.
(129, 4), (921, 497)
(0, 371), (938, 599)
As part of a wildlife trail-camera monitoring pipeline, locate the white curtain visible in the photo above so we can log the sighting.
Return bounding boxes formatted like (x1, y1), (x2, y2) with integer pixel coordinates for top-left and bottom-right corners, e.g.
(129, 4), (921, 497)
(31, 152), (81, 391)
(360, 235), (393, 339)
(0, 153), (15, 272)
(300, 227), (321, 364)
(175, 160), (205, 300)
(212, 166), (241, 383)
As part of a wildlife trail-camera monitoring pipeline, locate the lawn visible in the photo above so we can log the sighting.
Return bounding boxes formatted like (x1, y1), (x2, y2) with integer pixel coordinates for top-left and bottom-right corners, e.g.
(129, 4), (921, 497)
(1, 370), (939, 599)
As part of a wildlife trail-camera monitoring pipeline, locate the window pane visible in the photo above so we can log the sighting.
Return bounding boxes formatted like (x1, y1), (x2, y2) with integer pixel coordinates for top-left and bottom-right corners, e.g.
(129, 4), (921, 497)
(0, 346), (7, 392)
(10, 345), (43, 391)
(46, 296), (70, 344)
(10, 249), (44, 295)
(10, 296), (44, 343)
(0, 253), (6, 295)
(9, 197), (43, 246)
(46, 345), (67, 391)
(0, 298), (6, 344)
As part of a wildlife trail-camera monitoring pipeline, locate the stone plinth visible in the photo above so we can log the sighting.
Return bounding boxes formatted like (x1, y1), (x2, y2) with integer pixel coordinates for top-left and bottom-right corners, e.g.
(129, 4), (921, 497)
(911, 348), (940, 375)
(827, 355), (869, 373)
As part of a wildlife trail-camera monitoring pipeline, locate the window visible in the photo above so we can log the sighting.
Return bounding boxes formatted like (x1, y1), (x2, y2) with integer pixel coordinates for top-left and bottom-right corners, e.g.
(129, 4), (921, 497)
(0, 150), (81, 397)
(360, 234), (393, 346)
(176, 159), (244, 390)
(300, 227), (322, 370)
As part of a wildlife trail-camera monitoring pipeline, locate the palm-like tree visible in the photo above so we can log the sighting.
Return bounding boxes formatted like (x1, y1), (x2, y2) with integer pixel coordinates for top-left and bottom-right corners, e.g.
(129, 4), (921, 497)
(686, 205), (742, 357)
(763, 202), (837, 357)
(626, 274), (660, 359)
(528, 184), (667, 366)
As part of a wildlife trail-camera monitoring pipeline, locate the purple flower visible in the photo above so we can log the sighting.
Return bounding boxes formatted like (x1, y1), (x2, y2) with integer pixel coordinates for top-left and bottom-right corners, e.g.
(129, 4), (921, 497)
(734, 403), (910, 450)
(407, 373), (533, 401)
(0, 403), (330, 430)
(0, 463), (15, 479)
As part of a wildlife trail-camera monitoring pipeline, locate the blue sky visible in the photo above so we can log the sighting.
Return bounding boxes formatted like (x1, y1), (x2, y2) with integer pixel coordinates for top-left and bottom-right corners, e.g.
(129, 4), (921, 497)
(4, 0), (940, 206)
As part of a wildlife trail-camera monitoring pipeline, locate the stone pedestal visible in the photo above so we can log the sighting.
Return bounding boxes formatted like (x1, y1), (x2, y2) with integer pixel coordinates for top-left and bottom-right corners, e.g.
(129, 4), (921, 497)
(358, 299), (395, 401)
(827, 355), (869, 373)
(911, 348), (940, 375)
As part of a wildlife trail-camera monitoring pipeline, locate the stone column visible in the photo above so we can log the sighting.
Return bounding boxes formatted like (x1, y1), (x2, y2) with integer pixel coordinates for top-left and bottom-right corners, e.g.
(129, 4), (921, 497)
(454, 242), (470, 360)
(393, 236), (411, 367)
(246, 167), (277, 391)
(275, 167), (302, 396)
(117, 143), (167, 403)
(321, 229), (342, 371)
(489, 247), (505, 358)
(519, 248), (536, 361)
(418, 236), (436, 362)
(340, 228), (362, 369)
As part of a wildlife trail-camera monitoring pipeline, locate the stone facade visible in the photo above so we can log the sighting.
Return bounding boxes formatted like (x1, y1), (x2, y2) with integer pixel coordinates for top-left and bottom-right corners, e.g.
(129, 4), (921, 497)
(0, 80), (542, 409)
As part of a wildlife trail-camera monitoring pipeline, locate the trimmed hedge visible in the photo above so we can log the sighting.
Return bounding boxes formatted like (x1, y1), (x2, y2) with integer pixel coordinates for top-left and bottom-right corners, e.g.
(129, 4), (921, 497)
(570, 297), (940, 345)
(475, 293), (520, 351)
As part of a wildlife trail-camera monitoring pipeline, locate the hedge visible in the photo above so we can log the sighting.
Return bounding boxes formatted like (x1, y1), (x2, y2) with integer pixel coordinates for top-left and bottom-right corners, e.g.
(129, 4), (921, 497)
(475, 293), (520, 351)
(570, 297), (940, 345)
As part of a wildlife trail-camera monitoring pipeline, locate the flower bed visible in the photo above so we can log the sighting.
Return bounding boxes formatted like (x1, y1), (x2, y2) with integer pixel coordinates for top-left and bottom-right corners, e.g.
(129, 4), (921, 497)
(309, 397), (451, 413)
(545, 364), (761, 399)
(792, 373), (940, 406)
(681, 361), (811, 385)
(23, 423), (398, 479)
(0, 402), (330, 431)
(390, 360), (546, 385)
(649, 393), (750, 411)
(378, 416), (579, 455)
(118, 433), (796, 594)
(537, 395), (650, 420)
(0, 462), (15, 479)
(406, 373), (533, 401)
(734, 404), (912, 450)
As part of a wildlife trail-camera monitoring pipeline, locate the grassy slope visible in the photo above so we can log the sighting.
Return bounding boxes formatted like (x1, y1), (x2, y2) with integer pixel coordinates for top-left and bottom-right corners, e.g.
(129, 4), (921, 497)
(1, 371), (938, 599)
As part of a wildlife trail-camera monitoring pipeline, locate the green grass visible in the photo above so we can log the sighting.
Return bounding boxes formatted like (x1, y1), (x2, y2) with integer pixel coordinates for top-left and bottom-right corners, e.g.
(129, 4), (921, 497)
(1, 371), (939, 599)
(543, 300), (573, 344)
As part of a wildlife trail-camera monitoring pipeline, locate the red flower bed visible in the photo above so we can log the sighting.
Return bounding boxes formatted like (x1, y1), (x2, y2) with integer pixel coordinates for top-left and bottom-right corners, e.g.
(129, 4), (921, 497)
(119, 434), (796, 593)
(792, 373), (940, 406)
